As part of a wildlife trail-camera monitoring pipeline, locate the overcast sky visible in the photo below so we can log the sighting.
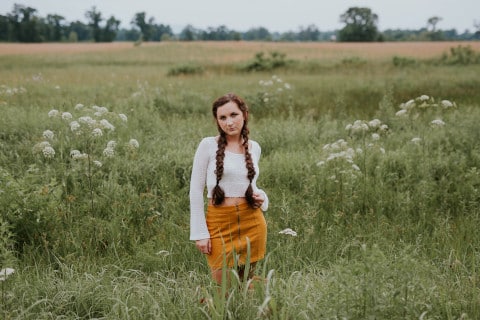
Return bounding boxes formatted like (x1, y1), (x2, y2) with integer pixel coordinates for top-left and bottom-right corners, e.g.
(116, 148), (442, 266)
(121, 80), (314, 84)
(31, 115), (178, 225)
(1, 0), (479, 33)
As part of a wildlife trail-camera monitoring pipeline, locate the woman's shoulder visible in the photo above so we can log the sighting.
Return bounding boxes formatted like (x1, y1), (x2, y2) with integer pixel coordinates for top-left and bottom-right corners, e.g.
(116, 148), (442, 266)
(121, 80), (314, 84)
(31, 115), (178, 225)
(198, 136), (217, 149)
(249, 139), (261, 153)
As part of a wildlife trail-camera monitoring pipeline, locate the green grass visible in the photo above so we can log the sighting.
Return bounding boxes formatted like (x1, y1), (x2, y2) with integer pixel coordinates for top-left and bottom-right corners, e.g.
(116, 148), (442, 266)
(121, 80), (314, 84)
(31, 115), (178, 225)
(1, 42), (480, 319)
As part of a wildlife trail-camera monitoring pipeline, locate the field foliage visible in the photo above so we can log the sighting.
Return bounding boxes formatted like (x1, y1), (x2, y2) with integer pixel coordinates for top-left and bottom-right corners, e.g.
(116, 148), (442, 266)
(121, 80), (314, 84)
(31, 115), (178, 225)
(1, 41), (480, 319)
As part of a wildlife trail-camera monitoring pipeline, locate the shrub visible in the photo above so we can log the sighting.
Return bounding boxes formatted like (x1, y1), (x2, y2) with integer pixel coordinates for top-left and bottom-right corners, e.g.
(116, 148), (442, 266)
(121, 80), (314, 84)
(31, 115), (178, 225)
(167, 64), (204, 76)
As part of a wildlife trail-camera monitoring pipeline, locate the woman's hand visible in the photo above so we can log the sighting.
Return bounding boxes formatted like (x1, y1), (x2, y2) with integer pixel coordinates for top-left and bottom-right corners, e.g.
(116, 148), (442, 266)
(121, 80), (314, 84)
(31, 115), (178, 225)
(252, 192), (265, 209)
(195, 238), (211, 255)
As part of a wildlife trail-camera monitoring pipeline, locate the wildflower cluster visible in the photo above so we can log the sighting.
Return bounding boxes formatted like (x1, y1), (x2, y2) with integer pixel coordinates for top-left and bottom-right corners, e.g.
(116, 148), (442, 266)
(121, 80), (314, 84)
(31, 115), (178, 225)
(346, 118), (389, 139)
(317, 139), (361, 173)
(34, 104), (138, 163)
(257, 75), (291, 105)
(395, 95), (456, 121)
(0, 85), (26, 96)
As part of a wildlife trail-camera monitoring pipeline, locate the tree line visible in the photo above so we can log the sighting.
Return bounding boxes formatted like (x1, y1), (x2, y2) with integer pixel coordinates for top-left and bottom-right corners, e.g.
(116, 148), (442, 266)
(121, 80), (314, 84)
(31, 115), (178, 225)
(1, 4), (479, 43)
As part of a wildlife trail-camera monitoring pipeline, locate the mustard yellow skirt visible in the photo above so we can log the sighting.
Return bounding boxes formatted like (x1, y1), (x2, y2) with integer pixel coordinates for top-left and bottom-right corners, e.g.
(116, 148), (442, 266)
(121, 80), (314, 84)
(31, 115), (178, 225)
(206, 203), (267, 269)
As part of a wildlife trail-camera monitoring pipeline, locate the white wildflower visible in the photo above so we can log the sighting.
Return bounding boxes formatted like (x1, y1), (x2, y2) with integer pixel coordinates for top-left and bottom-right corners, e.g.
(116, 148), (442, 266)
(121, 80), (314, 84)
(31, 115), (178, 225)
(42, 146), (55, 159)
(128, 139), (139, 149)
(279, 228), (297, 237)
(404, 99), (415, 109)
(0, 268), (15, 281)
(54, 85), (60, 90)
(317, 161), (325, 167)
(441, 100), (454, 108)
(419, 95), (429, 101)
(380, 148), (386, 154)
(43, 130), (54, 140)
(371, 133), (380, 141)
(411, 137), (422, 144)
(431, 119), (445, 127)
(73, 152), (88, 160)
(93, 160), (102, 167)
(100, 119), (115, 131)
(156, 250), (170, 257)
(118, 113), (128, 122)
(103, 147), (115, 158)
(348, 120), (369, 133)
(48, 109), (59, 117)
(284, 83), (291, 90)
(345, 124), (352, 131)
(107, 140), (117, 149)
(92, 128), (103, 137)
(78, 116), (95, 126)
(70, 121), (81, 133)
(352, 164), (360, 171)
(74, 103), (84, 110)
(368, 119), (382, 129)
(61, 112), (73, 120)
(379, 124), (389, 132)
(70, 150), (81, 158)
(92, 105), (108, 114)
(395, 109), (408, 117)
(33, 141), (51, 153)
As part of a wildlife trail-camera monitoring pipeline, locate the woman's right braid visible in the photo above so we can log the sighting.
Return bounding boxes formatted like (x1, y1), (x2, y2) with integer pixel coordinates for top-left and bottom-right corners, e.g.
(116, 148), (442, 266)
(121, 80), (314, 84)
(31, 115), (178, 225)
(212, 132), (227, 205)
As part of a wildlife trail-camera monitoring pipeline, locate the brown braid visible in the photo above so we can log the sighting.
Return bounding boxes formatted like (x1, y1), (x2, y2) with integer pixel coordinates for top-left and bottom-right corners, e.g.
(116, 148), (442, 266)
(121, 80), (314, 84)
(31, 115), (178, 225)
(212, 132), (226, 205)
(242, 126), (256, 207)
(211, 93), (256, 207)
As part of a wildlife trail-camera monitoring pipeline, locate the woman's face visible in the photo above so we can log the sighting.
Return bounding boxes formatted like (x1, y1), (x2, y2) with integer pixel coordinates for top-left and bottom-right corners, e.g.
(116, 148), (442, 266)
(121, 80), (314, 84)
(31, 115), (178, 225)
(215, 101), (245, 137)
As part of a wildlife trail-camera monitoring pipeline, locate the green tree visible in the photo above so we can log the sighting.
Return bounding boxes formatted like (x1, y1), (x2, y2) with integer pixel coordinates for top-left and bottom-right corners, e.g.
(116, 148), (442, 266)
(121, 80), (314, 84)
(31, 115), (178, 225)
(67, 20), (90, 41)
(131, 12), (153, 41)
(338, 7), (379, 42)
(85, 6), (102, 42)
(425, 16), (444, 41)
(243, 27), (271, 41)
(46, 14), (65, 41)
(298, 24), (320, 41)
(179, 24), (197, 41)
(102, 16), (120, 42)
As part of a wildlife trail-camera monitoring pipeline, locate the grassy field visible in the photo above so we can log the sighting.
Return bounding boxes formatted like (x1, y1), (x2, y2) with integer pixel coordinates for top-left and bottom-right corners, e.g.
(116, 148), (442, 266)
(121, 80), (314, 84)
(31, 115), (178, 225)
(1, 41), (480, 319)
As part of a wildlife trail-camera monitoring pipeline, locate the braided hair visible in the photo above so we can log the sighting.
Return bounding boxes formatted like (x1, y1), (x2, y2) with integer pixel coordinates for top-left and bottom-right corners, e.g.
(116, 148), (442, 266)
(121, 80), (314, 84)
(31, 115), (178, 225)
(211, 93), (256, 207)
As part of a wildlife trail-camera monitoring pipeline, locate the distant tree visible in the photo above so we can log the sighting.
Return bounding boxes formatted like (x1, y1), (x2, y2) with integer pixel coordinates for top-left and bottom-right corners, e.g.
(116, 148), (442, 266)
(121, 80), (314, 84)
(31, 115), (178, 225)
(474, 20), (480, 39)
(0, 15), (9, 41)
(338, 7), (379, 42)
(427, 16), (442, 32)
(46, 14), (65, 41)
(102, 16), (120, 42)
(68, 20), (90, 41)
(201, 25), (231, 40)
(243, 27), (271, 41)
(179, 24), (198, 41)
(85, 6), (102, 42)
(426, 16), (444, 40)
(115, 28), (141, 41)
(297, 24), (320, 41)
(131, 12), (153, 41)
(8, 4), (42, 42)
(151, 23), (173, 41)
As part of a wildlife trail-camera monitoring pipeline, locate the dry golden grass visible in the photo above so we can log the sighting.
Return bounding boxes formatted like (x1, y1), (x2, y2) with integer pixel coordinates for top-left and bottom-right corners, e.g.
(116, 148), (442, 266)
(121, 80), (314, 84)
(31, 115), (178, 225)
(1, 41), (479, 62)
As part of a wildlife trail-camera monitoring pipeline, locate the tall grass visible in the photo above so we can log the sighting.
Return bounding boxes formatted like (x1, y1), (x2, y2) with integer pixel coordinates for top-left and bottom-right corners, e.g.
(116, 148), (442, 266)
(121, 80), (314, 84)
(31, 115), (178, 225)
(1, 42), (479, 319)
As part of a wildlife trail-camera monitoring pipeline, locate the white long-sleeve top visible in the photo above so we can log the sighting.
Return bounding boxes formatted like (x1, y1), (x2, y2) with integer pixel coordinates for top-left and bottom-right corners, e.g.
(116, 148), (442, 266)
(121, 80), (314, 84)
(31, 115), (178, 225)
(189, 136), (269, 240)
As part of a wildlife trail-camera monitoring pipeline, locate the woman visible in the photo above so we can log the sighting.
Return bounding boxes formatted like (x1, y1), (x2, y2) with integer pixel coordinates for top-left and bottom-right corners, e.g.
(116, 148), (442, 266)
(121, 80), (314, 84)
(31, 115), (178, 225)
(189, 93), (268, 284)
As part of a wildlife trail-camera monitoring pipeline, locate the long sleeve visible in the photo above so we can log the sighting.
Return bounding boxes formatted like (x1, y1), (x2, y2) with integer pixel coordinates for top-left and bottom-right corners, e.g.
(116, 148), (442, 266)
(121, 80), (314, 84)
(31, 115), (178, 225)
(252, 142), (269, 212)
(189, 138), (211, 240)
